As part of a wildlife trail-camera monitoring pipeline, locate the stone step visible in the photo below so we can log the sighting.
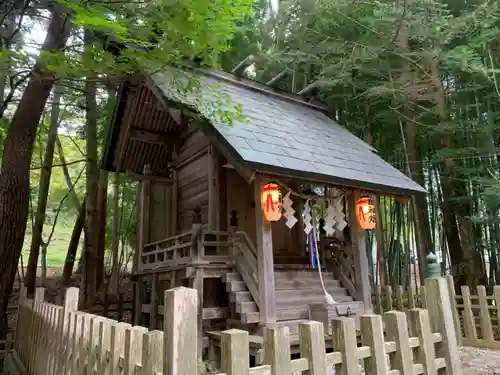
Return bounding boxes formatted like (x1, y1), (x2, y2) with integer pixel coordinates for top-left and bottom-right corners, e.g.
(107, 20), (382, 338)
(236, 301), (258, 314)
(275, 287), (348, 300)
(274, 278), (340, 290)
(227, 281), (248, 293)
(223, 272), (242, 283)
(274, 270), (336, 280)
(229, 291), (253, 303)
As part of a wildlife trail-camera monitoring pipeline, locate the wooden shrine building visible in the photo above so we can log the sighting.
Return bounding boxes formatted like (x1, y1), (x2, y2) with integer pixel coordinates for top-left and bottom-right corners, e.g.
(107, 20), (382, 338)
(102, 66), (425, 348)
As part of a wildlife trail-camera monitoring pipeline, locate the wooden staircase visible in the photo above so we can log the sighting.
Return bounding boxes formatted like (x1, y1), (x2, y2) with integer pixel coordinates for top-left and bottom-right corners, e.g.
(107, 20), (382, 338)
(222, 266), (364, 333)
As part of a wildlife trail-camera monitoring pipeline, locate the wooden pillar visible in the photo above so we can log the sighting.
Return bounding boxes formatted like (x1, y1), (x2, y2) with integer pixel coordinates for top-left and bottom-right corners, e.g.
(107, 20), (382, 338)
(134, 165), (151, 325)
(208, 145), (220, 231)
(347, 189), (373, 313)
(254, 177), (276, 325)
(292, 182), (306, 256)
(150, 273), (159, 330)
(192, 269), (204, 359)
(219, 160), (228, 231)
(171, 170), (178, 235)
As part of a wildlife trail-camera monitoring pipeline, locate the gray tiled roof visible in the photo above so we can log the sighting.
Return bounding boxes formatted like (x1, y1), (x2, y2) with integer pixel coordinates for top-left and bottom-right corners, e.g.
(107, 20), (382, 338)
(151, 68), (426, 195)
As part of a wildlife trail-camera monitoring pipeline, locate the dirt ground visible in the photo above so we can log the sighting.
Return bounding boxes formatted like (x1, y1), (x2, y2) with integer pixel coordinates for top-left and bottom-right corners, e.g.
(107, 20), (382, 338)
(461, 346), (500, 374)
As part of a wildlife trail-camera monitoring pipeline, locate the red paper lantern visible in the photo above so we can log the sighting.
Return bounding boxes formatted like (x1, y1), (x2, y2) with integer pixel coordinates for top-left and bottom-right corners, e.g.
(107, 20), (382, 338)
(356, 197), (376, 230)
(397, 195), (410, 205)
(261, 183), (281, 222)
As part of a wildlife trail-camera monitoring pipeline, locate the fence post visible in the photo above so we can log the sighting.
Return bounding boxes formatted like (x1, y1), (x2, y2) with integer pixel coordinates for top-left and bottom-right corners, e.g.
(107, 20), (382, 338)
(142, 330), (163, 374)
(424, 254), (462, 375)
(409, 309), (438, 375)
(221, 329), (250, 375)
(124, 326), (148, 375)
(59, 288), (79, 375)
(360, 315), (389, 374)
(445, 274), (461, 344)
(384, 311), (412, 375)
(163, 287), (198, 375)
(263, 327), (291, 375)
(13, 286), (26, 353)
(28, 287), (45, 373)
(300, 321), (327, 375)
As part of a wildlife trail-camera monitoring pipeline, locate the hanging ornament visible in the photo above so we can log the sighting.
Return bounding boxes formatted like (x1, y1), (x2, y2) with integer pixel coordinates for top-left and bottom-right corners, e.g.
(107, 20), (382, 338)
(302, 199), (313, 235)
(333, 197), (348, 232)
(282, 191), (298, 229)
(324, 201), (338, 236)
(323, 196), (347, 235)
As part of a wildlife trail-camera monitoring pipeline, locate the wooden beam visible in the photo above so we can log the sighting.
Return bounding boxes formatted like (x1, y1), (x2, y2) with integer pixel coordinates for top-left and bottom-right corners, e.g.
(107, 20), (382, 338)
(128, 127), (170, 144)
(142, 304), (229, 320)
(297, 81), (319, 97)
(125, 170), (174, 184)
(208, 145), (220, 230)
(150, 273), (158, 330)
(134, 165), (151, 325)
(291, 182), (306, 256)
(208, 133), (255, 184)
(347, 189), (373, 313)
(266, 68), (290, 87)
(232, 55), (255, 75)
(171, 170), (178, 235)
(254, 176), (276, 325)
(192, 269), (204, 359)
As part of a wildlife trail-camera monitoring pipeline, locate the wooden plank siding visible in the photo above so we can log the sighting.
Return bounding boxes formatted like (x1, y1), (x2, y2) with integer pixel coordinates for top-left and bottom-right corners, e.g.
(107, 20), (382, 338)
(149, 182), (174, 242)
(175, 129), (210, 232)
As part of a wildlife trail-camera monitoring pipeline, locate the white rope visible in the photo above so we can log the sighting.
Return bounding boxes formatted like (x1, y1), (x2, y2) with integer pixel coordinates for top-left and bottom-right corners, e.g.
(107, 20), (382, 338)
(310, 229), (335, 305)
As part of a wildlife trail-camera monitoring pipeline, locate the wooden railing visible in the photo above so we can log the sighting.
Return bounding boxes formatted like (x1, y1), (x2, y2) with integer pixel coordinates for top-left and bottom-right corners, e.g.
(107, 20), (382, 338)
(140, 228), (235, 271)
(141, 231), (194, 271)
(323, 241), (356, 298)
(201, 230), (234, 262)
(232, 230), (259, 308)
(10, 280), (461, 375)
(372, 275), (500, 350)
(453, 281), (500, 349)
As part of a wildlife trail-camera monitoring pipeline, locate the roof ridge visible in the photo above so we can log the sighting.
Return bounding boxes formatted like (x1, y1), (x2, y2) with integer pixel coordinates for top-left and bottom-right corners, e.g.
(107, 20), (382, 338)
(196, 67), (329, 113)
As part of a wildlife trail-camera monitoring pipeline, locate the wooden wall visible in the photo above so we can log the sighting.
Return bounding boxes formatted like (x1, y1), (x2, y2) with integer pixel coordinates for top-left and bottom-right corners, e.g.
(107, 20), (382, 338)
(148, 182), (174, 242)
(225, 170), (302, 262)
(271, 220), (302, 262)
(175, 129), (210, 232)
(226, 168), (257, 244)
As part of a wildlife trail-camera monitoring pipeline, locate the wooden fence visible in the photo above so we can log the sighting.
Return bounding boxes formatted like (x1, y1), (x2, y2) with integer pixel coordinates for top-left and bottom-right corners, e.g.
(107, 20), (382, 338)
(373, 274), (500, 351)
(373, 284), (427, 313)
(10, 277), (461, 375)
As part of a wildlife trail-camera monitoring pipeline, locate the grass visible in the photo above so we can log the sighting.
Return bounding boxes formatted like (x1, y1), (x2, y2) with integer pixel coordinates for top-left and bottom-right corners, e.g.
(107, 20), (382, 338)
(22, 221), (81, 267)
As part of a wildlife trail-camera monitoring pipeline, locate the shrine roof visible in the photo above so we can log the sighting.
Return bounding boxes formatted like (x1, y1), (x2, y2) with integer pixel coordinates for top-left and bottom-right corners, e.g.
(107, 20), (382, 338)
(148, 67), (425, 196)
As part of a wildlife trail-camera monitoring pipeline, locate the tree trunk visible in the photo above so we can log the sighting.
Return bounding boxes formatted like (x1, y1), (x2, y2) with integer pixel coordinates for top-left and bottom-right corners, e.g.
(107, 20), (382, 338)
(0, 13), (15, 118)
(95, 86), (115, 291)
(96, 170), (108, 290)
(0, 7), (70, 336)
(392, 14), (431, 280)
(55, 136), (81, 212)
(429, 57), (485, 288)
(25, 87), (62, 295)
(60, 197), (86, 292)
(40, 242), (47, 286)
(83, 29), (100, 307)
(109, 173), (120, 295)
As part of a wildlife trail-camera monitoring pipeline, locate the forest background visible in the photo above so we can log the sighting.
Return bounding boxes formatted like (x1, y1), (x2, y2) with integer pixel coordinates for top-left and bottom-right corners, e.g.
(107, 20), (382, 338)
(1, 0), (500, 336)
